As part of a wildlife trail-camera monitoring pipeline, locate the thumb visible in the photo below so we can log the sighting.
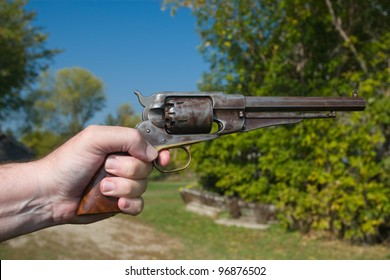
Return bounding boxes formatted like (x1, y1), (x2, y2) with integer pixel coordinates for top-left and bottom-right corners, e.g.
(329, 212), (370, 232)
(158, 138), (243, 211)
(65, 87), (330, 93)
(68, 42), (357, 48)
(81, 125), (158, 162)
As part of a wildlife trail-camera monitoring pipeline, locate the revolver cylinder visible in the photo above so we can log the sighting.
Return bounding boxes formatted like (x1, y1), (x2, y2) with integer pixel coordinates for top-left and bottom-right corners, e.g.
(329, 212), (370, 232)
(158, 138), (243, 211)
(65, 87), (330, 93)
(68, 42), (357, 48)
(165, 97), (213, 134)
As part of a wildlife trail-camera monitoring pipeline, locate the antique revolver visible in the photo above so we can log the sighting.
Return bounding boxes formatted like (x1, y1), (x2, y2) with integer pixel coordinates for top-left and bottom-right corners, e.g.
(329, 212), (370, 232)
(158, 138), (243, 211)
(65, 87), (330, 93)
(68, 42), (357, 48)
(76, 90), (366, 215)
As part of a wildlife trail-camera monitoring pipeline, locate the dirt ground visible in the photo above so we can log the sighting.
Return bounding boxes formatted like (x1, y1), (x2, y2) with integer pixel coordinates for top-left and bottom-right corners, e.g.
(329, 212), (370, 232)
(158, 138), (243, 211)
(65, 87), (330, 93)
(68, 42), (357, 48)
(4, 216), (182, 260)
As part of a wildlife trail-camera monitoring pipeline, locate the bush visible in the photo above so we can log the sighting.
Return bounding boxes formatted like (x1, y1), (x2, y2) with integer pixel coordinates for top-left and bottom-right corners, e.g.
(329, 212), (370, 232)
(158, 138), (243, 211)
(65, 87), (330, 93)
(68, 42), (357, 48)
(193, 94), (390, 243)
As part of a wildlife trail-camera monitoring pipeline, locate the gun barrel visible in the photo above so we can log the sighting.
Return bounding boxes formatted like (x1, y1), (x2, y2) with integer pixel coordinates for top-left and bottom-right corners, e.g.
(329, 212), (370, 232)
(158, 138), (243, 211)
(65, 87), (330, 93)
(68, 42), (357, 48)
(245, 96), (366, 112)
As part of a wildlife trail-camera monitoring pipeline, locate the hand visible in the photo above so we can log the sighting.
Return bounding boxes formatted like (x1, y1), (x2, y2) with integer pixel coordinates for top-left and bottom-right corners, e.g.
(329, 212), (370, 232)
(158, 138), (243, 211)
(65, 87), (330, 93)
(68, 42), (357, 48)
(0, 125), (170, 241)
(40, 125), (170, 223)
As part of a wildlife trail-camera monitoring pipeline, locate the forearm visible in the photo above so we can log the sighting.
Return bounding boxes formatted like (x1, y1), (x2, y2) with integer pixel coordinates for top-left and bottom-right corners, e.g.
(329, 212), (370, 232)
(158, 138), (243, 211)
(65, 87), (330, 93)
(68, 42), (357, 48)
(0, 161), (54, 241)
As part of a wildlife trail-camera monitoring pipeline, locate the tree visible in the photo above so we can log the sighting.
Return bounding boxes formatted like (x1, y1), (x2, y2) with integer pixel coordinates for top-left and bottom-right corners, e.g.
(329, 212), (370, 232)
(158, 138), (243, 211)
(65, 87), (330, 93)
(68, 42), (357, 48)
(105, 103), (140, 128)
(165, 0), (390, 243)
(0, 0), (58, 121)
(22, 67), (106, 156)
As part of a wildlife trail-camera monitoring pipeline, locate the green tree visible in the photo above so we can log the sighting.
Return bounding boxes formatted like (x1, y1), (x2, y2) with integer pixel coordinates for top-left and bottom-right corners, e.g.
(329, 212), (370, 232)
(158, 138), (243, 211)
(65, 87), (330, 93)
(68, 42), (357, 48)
(20, 130), (63, 158)
(105, 103), (140, 128)
(22, 67), (106, 156)
(165, 0), (390, 243)
(0, 0), (58, 121)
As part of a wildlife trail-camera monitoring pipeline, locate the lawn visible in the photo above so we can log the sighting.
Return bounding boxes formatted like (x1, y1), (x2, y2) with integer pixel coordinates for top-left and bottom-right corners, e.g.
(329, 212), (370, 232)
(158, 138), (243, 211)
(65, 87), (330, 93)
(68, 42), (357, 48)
(1, 181), (389, 260)
(136, 181), (390, 260)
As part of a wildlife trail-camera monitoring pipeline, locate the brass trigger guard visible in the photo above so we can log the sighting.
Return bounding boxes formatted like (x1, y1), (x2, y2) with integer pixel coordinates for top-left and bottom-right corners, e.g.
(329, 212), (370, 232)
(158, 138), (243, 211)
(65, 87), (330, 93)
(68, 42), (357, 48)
(153, 145), (192, 173)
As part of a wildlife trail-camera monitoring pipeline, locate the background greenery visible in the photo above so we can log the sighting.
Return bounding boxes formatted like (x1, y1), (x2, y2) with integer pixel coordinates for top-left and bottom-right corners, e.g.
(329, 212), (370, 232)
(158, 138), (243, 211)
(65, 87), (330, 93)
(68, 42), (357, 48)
(0, 0), (57, 120)
(164, 0), (390, 243)
(1, 182), (389, 259)
(1, 0), (390, 245)
(0, 0), (139, 154)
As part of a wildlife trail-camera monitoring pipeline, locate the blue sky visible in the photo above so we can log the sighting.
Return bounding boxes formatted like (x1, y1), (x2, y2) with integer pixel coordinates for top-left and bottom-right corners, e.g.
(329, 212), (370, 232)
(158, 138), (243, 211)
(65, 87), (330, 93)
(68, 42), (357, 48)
(27, 0), (208, 124)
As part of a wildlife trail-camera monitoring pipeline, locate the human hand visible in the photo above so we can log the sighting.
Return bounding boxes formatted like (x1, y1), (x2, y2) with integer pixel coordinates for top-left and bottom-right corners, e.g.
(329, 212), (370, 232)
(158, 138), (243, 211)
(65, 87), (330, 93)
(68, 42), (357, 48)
(37, 125), (170, 225)
(0, 125), (169, 241)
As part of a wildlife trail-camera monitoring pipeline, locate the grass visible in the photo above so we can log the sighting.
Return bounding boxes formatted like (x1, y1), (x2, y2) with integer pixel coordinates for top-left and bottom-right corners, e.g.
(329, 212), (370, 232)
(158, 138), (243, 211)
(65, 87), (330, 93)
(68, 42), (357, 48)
(135, 181), (390, 260)
(1, 181), (389, 260)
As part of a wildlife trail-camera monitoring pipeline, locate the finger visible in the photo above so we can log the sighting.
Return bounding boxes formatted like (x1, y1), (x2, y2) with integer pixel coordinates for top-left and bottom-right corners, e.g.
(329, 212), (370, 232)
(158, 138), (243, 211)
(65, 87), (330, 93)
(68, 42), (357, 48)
(105, 154), (153, 179)
(79, 125), (158, 162)
(118, 197), (144, 215)
(157, 150), (171, 167)
(100, 177), (147, 198)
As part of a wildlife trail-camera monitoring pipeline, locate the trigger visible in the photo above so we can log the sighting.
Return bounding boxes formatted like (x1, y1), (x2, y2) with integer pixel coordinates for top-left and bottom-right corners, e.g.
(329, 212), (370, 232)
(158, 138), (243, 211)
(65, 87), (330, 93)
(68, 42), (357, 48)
(154, 146), (191, 173)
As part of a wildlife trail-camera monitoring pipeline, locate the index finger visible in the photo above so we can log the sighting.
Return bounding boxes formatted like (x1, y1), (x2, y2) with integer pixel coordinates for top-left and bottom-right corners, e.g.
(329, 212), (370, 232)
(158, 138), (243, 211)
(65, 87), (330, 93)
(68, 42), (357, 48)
(157, 150), (171, 167)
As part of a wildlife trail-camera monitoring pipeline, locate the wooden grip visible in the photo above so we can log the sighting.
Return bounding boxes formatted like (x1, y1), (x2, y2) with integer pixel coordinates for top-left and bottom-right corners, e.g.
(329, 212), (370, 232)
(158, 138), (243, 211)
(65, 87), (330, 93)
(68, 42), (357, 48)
(76, 164), (121, 215)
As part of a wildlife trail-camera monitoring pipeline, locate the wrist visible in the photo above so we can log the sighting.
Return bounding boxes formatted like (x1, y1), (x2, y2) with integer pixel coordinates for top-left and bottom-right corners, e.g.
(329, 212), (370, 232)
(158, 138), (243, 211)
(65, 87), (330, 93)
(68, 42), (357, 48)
(0, 161), (55, 241)
(33, 156), (75, 225)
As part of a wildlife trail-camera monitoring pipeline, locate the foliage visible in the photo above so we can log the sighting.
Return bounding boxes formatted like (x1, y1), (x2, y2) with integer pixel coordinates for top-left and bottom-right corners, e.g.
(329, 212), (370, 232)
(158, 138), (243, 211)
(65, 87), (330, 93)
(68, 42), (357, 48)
(140, 182), (390, 259)
(21, 67), (106, 156)
(2, 182), (389, 260)
(105, 103), (140, 128)
(165, 0), (390, 243)
(0, 0), (58, 121)
(20, 130), (63, 158)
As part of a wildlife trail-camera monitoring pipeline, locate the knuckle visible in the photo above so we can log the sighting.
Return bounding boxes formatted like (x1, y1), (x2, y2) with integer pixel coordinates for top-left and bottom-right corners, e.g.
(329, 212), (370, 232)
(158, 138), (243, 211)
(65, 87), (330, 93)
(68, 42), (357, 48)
(124, 178), (147, 197)
(125, 158), (137, 177)
(129, 129), (143, 144)
(121, 197), (144, 216)
(78, 125), (101, 143)
(132, 179), (147, 196)
(126, 158), (152, 179)
(120, 178), (135, 196)
(82, 125), (99, 137)
(131, 198), (144, 216)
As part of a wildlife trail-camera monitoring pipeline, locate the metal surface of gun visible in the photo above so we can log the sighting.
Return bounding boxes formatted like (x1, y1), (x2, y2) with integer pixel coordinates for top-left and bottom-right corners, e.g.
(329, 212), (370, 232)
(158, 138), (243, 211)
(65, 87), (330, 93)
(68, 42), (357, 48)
(76, 91), (366, 215)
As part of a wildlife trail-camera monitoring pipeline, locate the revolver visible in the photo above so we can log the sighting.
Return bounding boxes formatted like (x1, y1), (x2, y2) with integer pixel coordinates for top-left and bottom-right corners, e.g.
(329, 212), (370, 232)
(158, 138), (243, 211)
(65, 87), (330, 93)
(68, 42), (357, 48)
(76, 90), (366, 215)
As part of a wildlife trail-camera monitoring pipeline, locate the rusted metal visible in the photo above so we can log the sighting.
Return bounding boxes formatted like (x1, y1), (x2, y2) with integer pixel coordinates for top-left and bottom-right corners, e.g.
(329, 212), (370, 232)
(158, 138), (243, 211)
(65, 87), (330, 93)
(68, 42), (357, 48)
(165, 97), (213, 134)
(76, 90), (366, 215)
(245, 96), (365, 112)
(135, 90), (366, 143)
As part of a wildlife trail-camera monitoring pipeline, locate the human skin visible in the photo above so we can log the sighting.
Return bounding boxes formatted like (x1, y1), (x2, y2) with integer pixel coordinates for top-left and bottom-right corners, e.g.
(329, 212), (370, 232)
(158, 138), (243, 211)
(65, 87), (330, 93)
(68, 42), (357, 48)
(0, 125), (170, 241)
